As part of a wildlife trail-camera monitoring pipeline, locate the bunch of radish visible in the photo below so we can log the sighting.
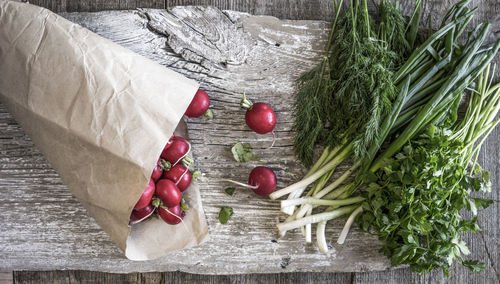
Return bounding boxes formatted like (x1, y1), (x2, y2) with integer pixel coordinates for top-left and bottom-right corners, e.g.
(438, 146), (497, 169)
(129, 134), (194, 225)
(130, 88), (211, 226)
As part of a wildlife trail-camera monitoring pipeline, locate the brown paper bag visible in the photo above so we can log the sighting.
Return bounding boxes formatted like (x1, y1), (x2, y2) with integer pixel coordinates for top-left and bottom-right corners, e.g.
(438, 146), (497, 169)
(0, 0), (209, 260)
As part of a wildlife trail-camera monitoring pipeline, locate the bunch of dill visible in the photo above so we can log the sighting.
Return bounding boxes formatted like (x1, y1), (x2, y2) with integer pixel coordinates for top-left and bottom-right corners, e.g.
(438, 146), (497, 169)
(293, 0), (415, 167)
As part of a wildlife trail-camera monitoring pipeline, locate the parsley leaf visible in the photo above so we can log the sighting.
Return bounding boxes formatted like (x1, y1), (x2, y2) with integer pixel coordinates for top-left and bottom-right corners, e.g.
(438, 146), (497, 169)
(474, 198), (494, 209)
(218, 206), (233, 224)
(225, 187), (237, 196)
(231, 142), (266, 163)
(461, 260), (486, 273)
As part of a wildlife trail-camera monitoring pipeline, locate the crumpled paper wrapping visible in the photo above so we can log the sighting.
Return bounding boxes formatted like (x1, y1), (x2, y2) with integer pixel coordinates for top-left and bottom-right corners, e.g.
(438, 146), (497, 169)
(0, 0), (209, 260)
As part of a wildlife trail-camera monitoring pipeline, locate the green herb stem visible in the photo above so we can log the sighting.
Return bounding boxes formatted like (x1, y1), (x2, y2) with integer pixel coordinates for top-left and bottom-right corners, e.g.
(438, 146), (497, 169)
(269, 142), (353, 200)
(337, 205), (363, 244)
(316, 221), (329, 253)
(281, 196), (364, 208)
(276, 205), (358, 233)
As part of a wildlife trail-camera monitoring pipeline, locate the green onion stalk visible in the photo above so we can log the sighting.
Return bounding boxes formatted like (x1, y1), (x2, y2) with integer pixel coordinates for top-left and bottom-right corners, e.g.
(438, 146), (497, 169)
(453, 64), (500, 170)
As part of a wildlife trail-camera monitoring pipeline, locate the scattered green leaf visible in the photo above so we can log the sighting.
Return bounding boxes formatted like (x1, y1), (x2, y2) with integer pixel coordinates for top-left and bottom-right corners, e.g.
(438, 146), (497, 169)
(231, 142), (266, 163)
(218, 206), (233, 224)
(225, 187), (237, 196)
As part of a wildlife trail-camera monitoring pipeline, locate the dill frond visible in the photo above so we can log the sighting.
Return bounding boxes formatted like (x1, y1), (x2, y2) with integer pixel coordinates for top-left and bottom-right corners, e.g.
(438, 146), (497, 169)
(293, 0), (413, 166)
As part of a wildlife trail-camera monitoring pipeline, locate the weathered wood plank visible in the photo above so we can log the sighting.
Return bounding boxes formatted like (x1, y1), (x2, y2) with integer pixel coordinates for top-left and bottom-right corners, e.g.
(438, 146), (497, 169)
(12, 271), (163, 284)
(167, 0), (500, 24)
(12, 270), (353, 284)
(25, 0), (165, 11)
(0, 271), (13, 284)
(167, 0), (336, 21)
(28, 0), (500, 23)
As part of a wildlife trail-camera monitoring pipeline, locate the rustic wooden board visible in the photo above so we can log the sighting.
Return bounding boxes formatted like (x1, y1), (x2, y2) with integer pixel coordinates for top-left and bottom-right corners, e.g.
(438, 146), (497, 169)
(0, 3), (499, 280)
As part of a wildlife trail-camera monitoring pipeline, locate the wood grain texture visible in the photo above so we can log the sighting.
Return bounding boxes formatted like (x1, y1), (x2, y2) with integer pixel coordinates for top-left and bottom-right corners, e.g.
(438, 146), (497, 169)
(167, 0), (500, 23)
(0, 0), (498, 281)
(167, 0), (337, 21)
(24, 0), (165, 11)
(13, 271), (163, 284)
(24, 0), (500, 22)
(12, 270), (353, 284)
(0, 271), (13, 284)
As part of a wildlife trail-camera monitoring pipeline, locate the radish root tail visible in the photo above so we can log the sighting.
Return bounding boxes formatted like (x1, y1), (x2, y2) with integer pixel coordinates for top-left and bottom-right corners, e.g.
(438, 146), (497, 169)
(268, 131), (276, 149)
(220, 178), (259, 190)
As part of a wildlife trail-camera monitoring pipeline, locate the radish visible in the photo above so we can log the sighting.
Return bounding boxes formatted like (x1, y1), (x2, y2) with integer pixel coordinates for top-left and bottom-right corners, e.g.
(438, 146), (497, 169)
(160, 135), (176, 159)
(161, 136), (191, 166)
(163, 164), (192, 192)
(155, 179), (182, 207)
(133, 178), (155, 210)
(164, 135), (175, 150)
(240, 93), (277, 147)
(223, 166), (277, 196)
(185, 89), (211, 118)
(158, 204), (185, 225)
(151, 159), (163, 181)
(129, 204), (155, 225)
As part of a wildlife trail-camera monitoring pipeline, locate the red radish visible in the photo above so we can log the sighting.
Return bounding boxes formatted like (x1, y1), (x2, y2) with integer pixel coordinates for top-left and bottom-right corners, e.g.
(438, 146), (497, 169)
(223, 166), (277, 196)
(129, 204), (155, 225)
(161, 136), (191, 166)
(158, 204), (185, 225)
(133, 179), (155, 210)
(163, 164), (192, 192)
(245, 103), (276, 134)
(160, 135), (176, 159)
(151, 159), (163, 181)
(185, 89), (210, 118)
(164, 135), (175, 150)
(240, 93), (277, 147)
(155, 179), (182, 207)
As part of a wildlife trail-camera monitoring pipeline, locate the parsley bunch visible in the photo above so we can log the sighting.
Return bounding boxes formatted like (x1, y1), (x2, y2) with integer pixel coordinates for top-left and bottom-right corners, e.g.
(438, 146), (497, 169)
(361, 127), (492, 275)
(360, 63), (500, 275)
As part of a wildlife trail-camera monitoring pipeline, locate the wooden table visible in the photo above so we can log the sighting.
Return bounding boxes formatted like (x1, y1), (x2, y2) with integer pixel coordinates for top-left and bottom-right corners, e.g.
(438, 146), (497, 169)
(1, 1), (499, 283)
